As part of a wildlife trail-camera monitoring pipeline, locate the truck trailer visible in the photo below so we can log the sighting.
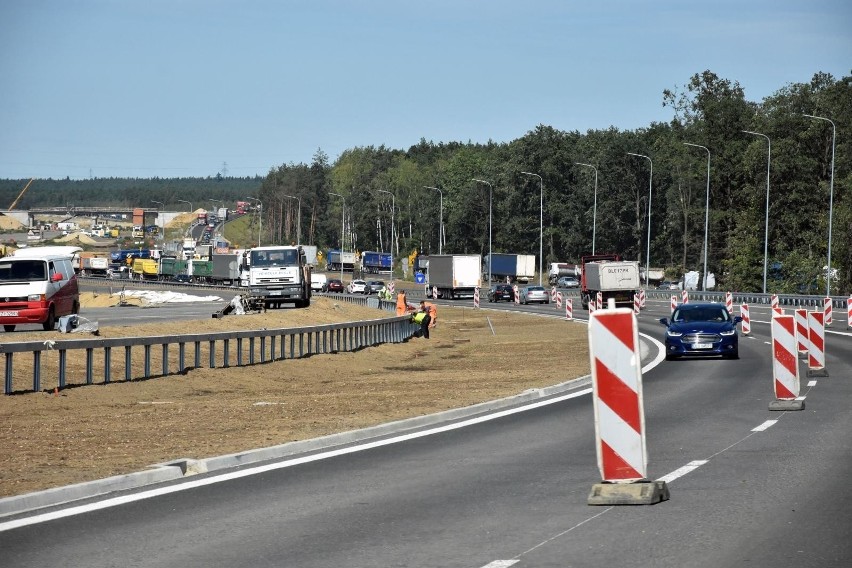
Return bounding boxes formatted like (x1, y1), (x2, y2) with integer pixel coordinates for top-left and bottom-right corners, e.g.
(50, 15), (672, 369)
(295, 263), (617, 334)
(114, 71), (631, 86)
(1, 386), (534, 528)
(580, 254), (640, 310)
(326, 249), (356, 272)
(485, 253), (536, 283)
(427, 254), (482, 299)
(361, 251), (392, 274)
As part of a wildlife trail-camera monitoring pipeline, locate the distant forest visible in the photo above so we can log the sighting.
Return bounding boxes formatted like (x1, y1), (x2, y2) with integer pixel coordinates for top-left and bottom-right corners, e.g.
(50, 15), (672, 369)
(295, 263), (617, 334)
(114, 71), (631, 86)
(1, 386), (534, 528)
(1, 70), (849, 294)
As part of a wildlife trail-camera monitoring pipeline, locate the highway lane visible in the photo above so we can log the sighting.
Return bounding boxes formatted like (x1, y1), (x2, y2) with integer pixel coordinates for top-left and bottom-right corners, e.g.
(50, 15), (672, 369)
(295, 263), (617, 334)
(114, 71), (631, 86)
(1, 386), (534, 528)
(1, 296), (850, 567)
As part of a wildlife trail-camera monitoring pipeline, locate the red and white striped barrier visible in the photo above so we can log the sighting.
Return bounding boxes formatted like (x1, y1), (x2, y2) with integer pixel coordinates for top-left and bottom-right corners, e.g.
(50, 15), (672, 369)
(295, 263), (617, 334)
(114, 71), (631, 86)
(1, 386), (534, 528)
(550, 286), (557, 303)
(388, 282), (395, 295)
(513, 284), (520, 305)
(432, 286), (438, 300)
(639, 288), (646, 309)
(671, 295), (678, 315)
(596, 291), (603, 311)
(847, 295), (852, 328)
(770, 314), (802, 409)
(725, 291), (733, 314)
(807, 311), (827, 377)
(794, 308), (809, 354)
(587, 308), (669, 505)
(556, 291), (563, 309)
(681, 289), (688, 304)
(633, 293), (641, 315)
(824, 297), (833, 326)
(473, 287), (480, 309)
(740, 304), (750, 335)
(588, 308), (648, 482)
(566, 298), (573, 320)
(771, 293), (782, 315)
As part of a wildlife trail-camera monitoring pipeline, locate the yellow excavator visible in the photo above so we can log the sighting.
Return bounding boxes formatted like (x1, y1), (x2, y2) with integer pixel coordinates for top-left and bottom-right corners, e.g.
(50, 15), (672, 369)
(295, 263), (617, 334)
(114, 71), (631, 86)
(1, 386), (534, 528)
(8, 178), (34, 210)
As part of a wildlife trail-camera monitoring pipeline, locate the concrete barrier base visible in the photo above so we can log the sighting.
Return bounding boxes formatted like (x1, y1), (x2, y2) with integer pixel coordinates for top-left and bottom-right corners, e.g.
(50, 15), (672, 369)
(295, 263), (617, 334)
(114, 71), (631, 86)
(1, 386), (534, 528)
(806, 368), (829, 377)
(769, 399), (805, 411)
(587, 480), (670, 506)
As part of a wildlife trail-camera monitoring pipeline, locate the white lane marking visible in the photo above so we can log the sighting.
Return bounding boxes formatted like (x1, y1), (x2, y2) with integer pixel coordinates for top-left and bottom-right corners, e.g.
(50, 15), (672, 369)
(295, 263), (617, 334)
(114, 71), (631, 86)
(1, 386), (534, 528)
(764, 341), (771, 345)
(657, 460), (708, 483)
(807, 380), (817, 387)
(0, 388), (594, 532)
(481, 561), (519, 568)
(752, 420), (778, 432)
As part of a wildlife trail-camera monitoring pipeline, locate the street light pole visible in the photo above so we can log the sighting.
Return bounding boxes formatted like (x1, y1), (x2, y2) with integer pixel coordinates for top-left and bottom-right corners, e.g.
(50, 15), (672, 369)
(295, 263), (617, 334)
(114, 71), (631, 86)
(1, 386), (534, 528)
(520, 172), (544, 286)
(803, 114), (837, 296)
(282, 194), (301, 246)
(575, 163), (598, 254)
(627, 153), (653, 287)
(377, 189), (395, 280)
(684, 143), (711, 291)
(245, 197), (262, 247)
(177, 199), (192, 213)
(424, 186), (443, 255)
(471, 179), (493, 284)
(743, 130), (771, 294)
(329, 192), (345, 283)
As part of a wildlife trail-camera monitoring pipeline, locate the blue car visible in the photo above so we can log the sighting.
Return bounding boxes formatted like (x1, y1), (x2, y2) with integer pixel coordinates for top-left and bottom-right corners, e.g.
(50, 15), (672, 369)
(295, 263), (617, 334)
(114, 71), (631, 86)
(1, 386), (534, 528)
(659, 303), (742, 360)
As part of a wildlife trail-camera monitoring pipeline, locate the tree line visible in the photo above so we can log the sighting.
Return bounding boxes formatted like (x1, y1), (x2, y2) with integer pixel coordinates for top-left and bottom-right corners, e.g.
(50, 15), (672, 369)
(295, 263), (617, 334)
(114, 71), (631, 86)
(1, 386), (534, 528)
(1, 70), (848, 294)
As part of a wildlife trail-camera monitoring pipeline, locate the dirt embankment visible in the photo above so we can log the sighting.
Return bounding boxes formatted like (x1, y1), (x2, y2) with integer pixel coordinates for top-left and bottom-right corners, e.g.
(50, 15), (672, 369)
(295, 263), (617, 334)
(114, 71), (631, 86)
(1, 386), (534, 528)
(0, 296), (590, 498)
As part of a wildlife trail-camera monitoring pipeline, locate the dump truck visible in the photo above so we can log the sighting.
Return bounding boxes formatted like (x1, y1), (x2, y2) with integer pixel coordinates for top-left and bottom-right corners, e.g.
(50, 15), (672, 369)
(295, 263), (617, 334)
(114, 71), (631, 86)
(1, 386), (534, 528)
(426, 254), (482, 300)
(326, 249), (356, 272)
(79, 252), (110, 277)
(361, 251), (392, 274)
(548, 262), (578, 285)
(485, 253), (536, 283)
(580, 254), (640, 310)
(244, 245), (312, 309)
(131, 258), (160, 280)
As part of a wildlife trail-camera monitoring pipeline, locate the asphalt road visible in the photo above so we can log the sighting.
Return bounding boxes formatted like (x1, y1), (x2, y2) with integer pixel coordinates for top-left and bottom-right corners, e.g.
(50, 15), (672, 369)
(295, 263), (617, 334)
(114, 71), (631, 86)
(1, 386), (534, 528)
(1, 296), (850, 567)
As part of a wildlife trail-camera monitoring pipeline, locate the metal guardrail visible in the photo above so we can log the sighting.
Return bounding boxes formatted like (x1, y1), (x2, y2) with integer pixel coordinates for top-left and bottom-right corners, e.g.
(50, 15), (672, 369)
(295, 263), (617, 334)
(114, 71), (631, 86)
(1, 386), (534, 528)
(1, 296), (417, 395)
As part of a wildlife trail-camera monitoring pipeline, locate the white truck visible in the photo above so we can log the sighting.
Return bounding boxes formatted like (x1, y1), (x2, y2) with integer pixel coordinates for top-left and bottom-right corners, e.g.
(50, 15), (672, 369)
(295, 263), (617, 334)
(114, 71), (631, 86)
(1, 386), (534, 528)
(548, 262), (578, 285)
(244, 245), (312, 309)
(427, 254), (482, 299)
(182, 237), (196, 260)
(580, 254), (640, 310)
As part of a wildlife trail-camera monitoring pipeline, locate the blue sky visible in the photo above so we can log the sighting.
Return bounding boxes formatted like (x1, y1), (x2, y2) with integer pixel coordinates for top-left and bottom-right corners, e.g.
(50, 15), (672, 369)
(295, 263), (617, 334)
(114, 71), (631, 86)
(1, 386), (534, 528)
(0, 0), (848, 180)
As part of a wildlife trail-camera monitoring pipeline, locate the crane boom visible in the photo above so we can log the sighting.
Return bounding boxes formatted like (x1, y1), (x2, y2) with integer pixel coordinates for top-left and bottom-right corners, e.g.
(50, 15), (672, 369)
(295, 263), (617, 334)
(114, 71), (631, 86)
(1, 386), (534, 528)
(9, 178), (35, 210)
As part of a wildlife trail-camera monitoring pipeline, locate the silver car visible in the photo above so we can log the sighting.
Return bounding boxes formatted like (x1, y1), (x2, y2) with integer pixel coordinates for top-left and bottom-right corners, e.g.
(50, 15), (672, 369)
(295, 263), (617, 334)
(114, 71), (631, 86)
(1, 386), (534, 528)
(520, 285), (549, 304)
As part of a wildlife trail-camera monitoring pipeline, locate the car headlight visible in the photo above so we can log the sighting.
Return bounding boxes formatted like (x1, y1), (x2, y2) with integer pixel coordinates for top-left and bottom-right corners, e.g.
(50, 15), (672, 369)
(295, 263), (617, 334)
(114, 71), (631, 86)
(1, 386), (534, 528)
(720, 329), (736, 336)
(666, 330), (683, 337)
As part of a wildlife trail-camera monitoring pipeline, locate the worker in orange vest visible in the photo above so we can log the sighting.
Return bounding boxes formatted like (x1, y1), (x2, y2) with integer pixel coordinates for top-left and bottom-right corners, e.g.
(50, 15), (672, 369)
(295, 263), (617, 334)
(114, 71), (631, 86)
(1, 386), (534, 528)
(423, 301), (437, 329)
(396, 290), (409, 316)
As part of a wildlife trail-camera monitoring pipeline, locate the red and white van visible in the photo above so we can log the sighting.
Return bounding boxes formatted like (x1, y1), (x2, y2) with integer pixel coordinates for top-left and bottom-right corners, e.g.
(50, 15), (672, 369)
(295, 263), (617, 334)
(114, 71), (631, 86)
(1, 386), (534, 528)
(0, 246), (81, 332)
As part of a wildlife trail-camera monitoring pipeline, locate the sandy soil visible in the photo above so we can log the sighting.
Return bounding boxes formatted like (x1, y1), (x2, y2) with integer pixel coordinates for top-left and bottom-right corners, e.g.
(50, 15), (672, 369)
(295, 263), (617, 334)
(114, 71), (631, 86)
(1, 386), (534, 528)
(0, 295), (590, 498)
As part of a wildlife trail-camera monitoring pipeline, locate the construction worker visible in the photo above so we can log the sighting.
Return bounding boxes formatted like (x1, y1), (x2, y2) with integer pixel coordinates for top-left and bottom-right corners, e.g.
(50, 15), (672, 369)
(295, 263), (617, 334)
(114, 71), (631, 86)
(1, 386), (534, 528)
(417, 301), (432, 339)
(396, 289), (408, 316)
(423, 300), (437, 329)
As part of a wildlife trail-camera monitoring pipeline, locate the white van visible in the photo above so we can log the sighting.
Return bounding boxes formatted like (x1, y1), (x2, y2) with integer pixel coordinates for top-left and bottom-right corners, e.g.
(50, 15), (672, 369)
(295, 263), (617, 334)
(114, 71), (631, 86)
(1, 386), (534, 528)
(310, 272), (327, 292)
(0, 249), (81, 331)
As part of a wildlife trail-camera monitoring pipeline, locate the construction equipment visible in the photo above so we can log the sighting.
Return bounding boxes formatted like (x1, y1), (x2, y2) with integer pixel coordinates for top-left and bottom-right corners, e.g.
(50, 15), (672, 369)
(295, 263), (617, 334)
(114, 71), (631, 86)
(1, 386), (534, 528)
(8, 178), (34, 210)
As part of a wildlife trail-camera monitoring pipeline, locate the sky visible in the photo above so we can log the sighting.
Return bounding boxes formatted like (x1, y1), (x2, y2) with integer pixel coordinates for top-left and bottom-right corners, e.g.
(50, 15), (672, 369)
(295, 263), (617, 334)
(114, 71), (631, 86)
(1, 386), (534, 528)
(0, 0), (849, 181)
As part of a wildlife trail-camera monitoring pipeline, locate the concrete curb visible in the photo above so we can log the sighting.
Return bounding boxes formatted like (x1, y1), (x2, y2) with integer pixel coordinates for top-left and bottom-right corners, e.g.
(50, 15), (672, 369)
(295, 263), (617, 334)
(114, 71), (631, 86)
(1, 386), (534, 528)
(0, 374), (591, 518)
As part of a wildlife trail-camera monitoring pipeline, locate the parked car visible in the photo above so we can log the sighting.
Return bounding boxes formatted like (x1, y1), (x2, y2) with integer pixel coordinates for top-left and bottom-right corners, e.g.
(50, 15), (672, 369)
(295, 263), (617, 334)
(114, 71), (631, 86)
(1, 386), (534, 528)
(487, 284), (514, 302)
(656, 281), (680, 290)
(519, 285), (549, 304)
(324, 278), (344, 293)
(557, 276), (580, 288)
(659, 302), (741, 360)
(346, 279), (368, 294)
(365, 280), (386, 295)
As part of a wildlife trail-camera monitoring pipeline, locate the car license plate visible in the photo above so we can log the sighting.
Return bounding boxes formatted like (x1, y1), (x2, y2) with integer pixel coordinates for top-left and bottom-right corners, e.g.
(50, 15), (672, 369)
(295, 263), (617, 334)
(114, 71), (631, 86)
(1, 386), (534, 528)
(0, 311), (19, 317)
(270, 291), (282, 296)
(693, 343), (712, 349)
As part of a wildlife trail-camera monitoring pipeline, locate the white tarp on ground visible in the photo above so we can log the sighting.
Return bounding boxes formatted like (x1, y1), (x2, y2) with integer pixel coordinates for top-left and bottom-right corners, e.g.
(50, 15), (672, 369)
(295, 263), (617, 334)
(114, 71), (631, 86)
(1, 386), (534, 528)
(122, 290), (223, 304)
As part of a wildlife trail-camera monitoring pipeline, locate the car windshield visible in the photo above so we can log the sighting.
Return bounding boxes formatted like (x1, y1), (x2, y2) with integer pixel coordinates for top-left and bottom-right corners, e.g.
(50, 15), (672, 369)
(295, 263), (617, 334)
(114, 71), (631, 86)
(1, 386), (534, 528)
(672, 306), (730, 323)
(527, 286), (545, 292)
(250, 249), (297, 267)
(0, 260), (47, 282)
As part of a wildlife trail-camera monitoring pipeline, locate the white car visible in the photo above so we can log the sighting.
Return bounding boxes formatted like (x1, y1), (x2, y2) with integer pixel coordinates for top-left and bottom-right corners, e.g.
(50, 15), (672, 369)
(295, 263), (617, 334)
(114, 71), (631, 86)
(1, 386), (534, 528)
(346, 279), (368, 294)
(310, 273), (327, 292)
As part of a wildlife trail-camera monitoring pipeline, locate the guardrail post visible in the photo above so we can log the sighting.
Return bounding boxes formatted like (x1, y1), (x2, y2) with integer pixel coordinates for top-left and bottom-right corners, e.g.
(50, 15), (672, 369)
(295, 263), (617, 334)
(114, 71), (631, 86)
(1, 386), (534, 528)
(290, 335), (295, 359)
(237, 338), (244, 366)
(222, 339), (229, 367)
(179, 342), (186, 373)
(270, 335), (276, 360)
(209, 340), (216, 369)
(104, 347), (112, 384)
(4, 353), (12, 394)
(124, 346), (132, 382)
(143, 345), (152, 378)
(33, 351), (41, 393)
(161, 344), (169, 376)
(86, 348), (94, 385)
(194, 341), (201, 368)
(58, 350), (68, 388)
(299, 333), (304, 358)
